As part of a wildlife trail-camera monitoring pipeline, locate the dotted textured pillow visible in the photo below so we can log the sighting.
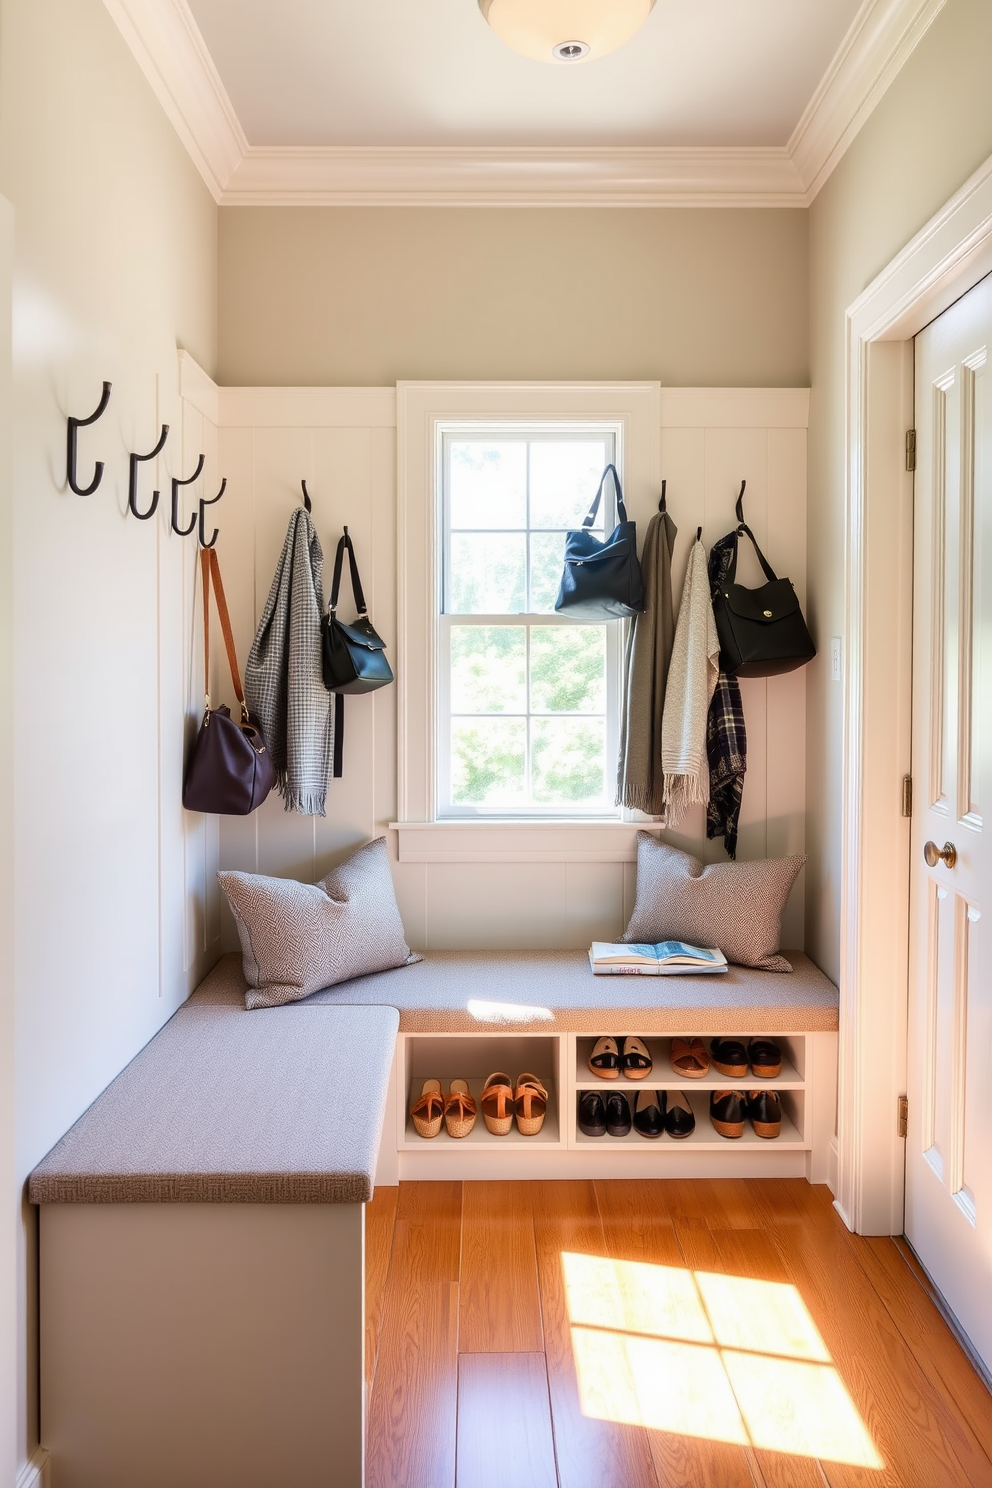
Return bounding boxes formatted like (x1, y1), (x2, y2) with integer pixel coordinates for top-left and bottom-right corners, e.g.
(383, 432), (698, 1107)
(218, 837), (419, 1010)
(621, 833), (805, 972)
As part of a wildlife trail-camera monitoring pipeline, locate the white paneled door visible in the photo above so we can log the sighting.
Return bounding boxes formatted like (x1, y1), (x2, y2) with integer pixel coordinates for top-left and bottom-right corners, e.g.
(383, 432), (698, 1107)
(908, 272), (992, 1369)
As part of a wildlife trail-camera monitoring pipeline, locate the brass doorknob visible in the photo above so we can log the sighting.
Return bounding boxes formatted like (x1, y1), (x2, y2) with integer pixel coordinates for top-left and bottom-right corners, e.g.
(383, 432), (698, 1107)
(924, 840), (957, 869)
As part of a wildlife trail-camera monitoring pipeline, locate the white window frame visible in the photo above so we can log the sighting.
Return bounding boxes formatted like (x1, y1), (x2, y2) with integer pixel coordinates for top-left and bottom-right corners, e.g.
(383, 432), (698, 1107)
(437, 423), (622, 820)
(394, 382), (661, 862)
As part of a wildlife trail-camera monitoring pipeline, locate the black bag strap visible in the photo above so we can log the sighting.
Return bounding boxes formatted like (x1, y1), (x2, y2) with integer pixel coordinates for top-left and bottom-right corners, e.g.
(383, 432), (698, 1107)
(725, 480), (779, 585)
(329, 527), (368, 617)
(582, 464), (628, 529)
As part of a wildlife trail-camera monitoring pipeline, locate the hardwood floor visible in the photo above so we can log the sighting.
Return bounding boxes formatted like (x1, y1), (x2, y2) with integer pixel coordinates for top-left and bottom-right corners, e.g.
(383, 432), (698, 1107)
(365, 1180), (992, 1488)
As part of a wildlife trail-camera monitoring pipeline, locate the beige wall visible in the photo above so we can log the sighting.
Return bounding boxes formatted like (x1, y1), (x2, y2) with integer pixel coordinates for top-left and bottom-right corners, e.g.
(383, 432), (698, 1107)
(806, 0), (992, 982)
(0, 0), (218, 1476)
(218, 207), (808, 388)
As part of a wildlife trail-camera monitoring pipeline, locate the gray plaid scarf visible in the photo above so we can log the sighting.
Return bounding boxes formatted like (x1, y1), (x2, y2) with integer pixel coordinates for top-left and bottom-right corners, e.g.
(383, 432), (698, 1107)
(706, 533), (747, 858)
(245, 507), (334, 816)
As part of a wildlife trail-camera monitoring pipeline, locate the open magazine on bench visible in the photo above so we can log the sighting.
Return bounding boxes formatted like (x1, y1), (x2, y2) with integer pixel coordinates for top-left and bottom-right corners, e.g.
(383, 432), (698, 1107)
(589, 941), (728, 975)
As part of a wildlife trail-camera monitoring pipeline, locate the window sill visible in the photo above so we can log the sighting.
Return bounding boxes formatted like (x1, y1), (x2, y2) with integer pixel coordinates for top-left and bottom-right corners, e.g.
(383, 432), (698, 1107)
(389, 821), (661, 864)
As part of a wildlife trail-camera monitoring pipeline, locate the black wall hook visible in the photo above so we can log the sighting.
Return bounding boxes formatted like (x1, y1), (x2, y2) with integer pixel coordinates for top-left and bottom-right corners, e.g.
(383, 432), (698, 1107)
(301, 480), (313, 513)
(128, 425), (169, 520)
(171, 453), (204, 537)
(658, 479), (667, 514)
(735, 479), (747, 527)
(66, 381), (112, 496)
(198, 478), (226, 549)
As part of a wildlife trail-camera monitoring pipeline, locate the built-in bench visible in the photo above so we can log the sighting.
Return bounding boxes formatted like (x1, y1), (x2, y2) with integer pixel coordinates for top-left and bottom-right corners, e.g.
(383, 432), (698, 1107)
(29, 946), (838, 1488)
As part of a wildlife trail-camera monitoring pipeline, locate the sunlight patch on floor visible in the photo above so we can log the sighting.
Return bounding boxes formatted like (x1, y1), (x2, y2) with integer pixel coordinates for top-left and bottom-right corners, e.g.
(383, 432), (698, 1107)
(562, 1252), (884, 1469)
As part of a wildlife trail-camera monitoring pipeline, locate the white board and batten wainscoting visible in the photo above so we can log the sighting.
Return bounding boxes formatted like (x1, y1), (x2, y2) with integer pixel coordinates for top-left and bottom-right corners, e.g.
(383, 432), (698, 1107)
(178, 360), (810, 950)
(177, 359), (828, 1184)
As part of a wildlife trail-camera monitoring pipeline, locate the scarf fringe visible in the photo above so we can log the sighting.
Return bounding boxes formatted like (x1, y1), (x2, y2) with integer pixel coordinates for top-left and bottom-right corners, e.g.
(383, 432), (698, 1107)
(662, 770), (709, 826)
(275, 772), (327, 818)
(616, 782), (665, 816)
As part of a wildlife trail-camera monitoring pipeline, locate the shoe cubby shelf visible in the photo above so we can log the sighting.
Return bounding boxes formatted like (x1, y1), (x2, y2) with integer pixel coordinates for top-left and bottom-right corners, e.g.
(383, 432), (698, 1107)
(388, 1028), (837, 1184)
(575, 1035), (805, 1091)
(400, 1073), (561, 1150)
(573, 1089), (805, 1151)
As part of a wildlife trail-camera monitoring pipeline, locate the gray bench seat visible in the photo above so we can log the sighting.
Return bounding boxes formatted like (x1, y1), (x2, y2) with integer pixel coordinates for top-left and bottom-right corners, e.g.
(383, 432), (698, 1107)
(190, 947), (839, 1034)
(29, 1001), (398, 1206)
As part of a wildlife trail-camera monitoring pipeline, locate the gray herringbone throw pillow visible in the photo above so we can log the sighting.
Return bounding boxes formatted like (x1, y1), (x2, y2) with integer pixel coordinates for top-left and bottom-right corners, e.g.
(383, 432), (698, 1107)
(621, 832), (804, 972)
(219, 837), (418, 1010)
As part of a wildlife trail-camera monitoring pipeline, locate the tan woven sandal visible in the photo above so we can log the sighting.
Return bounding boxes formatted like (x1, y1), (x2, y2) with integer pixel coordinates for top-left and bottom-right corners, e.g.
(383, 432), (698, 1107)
(670, 1037), (710, 1079)
(411, 1079), (444, 1139)
(481, 1071), (515, 1136)
(444, 1079), (477, 1139)
(514, 1073), (549, 1136)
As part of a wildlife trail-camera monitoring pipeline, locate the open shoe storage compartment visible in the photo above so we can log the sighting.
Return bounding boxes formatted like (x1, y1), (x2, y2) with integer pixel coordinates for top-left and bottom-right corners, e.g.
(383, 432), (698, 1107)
(392, 1029), (836, 1183)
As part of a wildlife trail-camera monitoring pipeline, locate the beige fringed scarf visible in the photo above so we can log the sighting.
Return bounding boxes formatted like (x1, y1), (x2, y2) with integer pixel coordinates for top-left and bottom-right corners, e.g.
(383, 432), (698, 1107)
(616, 509), (677, 815)
(661, 535), (720, 824)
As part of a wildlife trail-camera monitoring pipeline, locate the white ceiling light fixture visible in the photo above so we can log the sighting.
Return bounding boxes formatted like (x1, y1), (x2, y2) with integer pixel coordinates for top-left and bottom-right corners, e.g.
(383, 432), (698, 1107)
(478, 0), (656, 65)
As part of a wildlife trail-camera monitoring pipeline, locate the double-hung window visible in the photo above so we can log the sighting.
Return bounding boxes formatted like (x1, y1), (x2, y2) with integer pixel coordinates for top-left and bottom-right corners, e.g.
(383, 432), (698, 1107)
(437, 427), (623, 819)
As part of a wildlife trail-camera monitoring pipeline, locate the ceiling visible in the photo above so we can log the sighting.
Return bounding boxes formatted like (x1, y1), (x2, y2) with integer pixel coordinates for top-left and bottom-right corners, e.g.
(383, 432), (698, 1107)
(105, 0), (947, 204)
(186, 0), (861, 150)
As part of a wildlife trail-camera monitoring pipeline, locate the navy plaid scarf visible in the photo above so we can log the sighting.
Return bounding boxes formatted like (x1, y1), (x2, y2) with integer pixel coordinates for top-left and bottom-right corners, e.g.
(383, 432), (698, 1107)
(706, 534), (747, 858)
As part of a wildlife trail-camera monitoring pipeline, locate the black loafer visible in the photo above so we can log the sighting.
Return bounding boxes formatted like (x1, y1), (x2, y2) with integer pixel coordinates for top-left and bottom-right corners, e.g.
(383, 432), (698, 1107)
(748, 1039), (782, 1079)
(605, 1091), (631, 1137)
(710, 1090), (746, 1138)
(747, 1089), (782, 1138)
(578, 1091), (607, 1137)
(710, 1038), (748, 1078)
(664, 1090), (695, 1140)
(633, 1089), (666, 1138)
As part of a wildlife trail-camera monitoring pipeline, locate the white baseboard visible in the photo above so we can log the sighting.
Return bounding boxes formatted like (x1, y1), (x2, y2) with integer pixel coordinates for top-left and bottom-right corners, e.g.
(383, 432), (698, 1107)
(16, 1449), (50, 1488)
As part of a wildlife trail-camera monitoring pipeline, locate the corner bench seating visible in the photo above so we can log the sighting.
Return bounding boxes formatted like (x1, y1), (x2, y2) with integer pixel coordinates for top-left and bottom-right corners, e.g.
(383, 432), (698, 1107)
(28, 946), (838, 1488)
(190, 946), (840, 1033)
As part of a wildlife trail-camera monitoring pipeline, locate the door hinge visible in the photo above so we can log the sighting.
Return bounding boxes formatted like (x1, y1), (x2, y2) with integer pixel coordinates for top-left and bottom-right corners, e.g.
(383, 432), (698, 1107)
(906, 429), (917, 471)
(902, 775), (913, 818)
(898, 1095), (909, 1139)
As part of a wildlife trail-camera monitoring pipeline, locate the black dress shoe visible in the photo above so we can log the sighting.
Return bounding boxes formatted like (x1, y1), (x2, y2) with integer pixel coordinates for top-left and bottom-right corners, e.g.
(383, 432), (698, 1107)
(710, 1038), (748, 1078)
(605, 1091), (631, 1137)
(578, 1091), (607, 1137)
(632, 1089), (665, 1138)
(664, 1090), (695, 1140)
(710, 1090), (746, 1138)
(747, 1089), (782, 1138)
(748, 1039), (782, 1079)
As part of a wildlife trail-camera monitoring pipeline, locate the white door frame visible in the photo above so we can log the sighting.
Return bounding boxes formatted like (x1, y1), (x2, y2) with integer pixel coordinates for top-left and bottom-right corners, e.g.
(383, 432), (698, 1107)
(839, 152), (992, 1233)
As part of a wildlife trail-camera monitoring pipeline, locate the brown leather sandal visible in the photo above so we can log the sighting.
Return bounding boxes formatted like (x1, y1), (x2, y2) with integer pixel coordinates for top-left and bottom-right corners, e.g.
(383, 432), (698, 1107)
(670, 1037), (710, 1078)
(411, 1079), (444, 1139)
(444, 1079), (477, 1138)
(514, 1073), (548, 1136)
(481, 1071), (515, 1136)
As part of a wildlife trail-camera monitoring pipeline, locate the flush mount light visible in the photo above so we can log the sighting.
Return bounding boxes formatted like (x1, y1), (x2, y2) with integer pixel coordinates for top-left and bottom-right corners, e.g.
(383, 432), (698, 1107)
(478, 0), (655, 64)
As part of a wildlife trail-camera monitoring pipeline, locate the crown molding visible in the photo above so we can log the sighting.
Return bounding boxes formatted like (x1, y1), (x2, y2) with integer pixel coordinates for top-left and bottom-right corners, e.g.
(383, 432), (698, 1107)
(789, 0), (948, 201)
(104, 0), (945, 208)
(224, 146), (802, 207)
(103, 0), (245, 201)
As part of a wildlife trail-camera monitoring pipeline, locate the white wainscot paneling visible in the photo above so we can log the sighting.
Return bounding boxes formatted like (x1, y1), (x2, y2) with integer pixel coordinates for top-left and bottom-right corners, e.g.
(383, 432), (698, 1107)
(203, 380), (808, 955)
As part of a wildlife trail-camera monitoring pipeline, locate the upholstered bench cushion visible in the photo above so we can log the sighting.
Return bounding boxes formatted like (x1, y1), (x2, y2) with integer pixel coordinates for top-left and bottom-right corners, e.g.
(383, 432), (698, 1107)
(29, 1001), (399, 1206)
(190, 948), (838, 1034)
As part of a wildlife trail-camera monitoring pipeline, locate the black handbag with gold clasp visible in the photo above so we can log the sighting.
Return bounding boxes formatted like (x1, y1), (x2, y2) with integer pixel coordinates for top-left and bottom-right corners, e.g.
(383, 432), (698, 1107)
(711, 482), (816, 678)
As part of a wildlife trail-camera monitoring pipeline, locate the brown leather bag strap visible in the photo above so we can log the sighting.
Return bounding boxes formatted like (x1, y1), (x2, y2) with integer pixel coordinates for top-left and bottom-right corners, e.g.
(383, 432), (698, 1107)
(200, 547), (247, 719)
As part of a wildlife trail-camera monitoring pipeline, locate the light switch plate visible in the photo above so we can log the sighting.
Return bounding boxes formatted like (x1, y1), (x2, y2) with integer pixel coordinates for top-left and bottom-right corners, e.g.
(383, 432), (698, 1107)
(831, 636), (842, 682)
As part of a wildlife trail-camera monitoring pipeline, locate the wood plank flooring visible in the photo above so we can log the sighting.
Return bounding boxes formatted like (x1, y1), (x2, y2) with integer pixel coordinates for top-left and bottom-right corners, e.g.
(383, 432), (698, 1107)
(365, 1180), (992, 1488)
